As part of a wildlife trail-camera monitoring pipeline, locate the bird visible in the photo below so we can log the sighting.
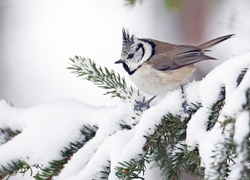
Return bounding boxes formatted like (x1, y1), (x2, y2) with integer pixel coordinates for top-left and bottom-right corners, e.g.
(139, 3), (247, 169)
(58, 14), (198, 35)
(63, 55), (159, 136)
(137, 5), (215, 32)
(115, 28), (234, 110)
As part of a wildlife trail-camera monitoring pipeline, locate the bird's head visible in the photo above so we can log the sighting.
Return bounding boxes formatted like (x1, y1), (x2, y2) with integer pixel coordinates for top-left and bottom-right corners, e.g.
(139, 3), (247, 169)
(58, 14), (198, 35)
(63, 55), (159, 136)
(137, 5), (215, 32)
(115, 28), (154, 74)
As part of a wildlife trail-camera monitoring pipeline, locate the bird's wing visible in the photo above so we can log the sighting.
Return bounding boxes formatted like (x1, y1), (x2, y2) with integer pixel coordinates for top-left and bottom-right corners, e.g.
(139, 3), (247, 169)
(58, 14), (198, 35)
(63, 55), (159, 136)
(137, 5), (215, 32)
(148, 45), (216, 71)
(198, 34), (235, 50)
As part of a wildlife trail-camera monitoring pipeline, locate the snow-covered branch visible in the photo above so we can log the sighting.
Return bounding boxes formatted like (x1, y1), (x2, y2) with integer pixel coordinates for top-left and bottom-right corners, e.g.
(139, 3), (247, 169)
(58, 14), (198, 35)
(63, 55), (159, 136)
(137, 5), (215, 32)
(0, 52), (250, 179)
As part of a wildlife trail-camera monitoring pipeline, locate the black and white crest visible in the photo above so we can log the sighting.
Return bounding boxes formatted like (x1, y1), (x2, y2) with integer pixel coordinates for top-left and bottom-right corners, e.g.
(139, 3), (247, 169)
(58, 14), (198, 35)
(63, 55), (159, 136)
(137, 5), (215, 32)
(122, 28), (135, 51)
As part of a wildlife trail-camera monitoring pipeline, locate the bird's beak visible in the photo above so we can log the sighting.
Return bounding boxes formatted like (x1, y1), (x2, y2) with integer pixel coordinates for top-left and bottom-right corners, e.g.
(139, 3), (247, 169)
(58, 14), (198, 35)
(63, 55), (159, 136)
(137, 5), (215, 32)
(115, 59), (124, 64)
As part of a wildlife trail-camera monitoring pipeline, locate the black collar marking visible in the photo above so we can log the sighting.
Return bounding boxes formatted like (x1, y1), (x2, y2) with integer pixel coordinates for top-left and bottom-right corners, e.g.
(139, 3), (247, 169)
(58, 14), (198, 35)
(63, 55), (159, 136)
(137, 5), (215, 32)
(140, 39), (155, 57)
(122, 62), (138, 75)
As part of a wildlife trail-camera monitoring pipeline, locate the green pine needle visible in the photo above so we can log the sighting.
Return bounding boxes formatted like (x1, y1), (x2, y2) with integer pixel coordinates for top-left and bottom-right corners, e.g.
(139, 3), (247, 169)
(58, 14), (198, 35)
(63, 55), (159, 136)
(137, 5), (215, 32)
(0, 128), (21, 145)
(115, 158), (147, 180)
(124, 0), (183, 11)
(236, 68), (248, 86)
(0, 160), (33, 179)
(68, 56), (145, 103)
(34, 125), (98, 179)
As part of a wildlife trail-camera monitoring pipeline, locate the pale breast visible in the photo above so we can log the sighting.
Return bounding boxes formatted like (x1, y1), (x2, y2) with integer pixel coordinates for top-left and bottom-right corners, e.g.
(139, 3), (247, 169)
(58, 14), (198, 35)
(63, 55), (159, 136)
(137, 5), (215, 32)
(130, 64), (196, 95)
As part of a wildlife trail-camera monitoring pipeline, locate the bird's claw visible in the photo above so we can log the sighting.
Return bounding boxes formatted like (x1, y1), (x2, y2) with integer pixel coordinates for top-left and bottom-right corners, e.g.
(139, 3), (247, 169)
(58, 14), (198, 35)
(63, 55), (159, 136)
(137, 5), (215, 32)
(134, 96), (157, 111)
(134, 101), (150, 111)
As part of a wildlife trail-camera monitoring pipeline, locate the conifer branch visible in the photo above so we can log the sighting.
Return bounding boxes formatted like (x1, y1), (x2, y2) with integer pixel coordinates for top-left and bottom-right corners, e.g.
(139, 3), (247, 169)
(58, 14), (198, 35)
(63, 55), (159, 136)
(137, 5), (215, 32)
(0, 128), (21, 145)
(34, 125), (98, 179)
(237, 67), (248, 86)
(124, 0), (144, 6)
(115, 113), (193, 180)
(207, 87), (226, 131)
(124, 0), (183, 10)
(68, 56), (145, 104)
(1, 55), (250, 179)
(0, 160), (33, 179)
(146, 114), (203, 180)
(162, 144), (203, 179)
(98, 160), (111, 179)
(206, 88), (250, 179)
(115, 66), (250, 179)
(115, 157), (148, 180)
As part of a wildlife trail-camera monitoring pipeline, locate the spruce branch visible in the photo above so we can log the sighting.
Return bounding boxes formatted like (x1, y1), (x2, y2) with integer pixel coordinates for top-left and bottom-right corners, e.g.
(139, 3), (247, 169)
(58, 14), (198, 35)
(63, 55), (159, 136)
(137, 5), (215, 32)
(124, 0), (183, 10)
(68, 56), (145, 104)
(115, 113), (195, 180)
(34, 125), (98, 179)
(124, 0), (144, 6)
(206, 117), (236, 180)
(115, 157), (148, 180)
(98, 160), (111, 179)
(206, 88), (250, 179)
(147, 113), (187, 152)
(188, 102), (202, 115)
(116, 66), (250, 180)
(206, 67), (248, 131)
(244, 87), (250, 111)
(68, 56), (146, 131)
(237, 67), (248, 86)
(207, 87), (226, 131)
(0, 128), (21, 145)
(163, 144), (203, 180)
(1, 54), (249, 180)
(0, 160), (33, 179)
(146, 114), (203, 180)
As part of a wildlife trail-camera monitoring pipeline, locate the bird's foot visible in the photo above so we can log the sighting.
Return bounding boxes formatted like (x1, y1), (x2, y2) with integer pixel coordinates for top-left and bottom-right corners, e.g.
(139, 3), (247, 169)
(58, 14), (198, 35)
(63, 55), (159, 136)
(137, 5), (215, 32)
(182, 98), (190, 114)
(134, 96), (157, 111)
(181, 85), (192, 117)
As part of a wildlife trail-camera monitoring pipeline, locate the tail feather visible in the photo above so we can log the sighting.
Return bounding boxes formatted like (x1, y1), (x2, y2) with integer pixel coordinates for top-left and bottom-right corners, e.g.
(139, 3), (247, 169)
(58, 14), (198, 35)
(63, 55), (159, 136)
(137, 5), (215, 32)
(199, 34), (235, 50)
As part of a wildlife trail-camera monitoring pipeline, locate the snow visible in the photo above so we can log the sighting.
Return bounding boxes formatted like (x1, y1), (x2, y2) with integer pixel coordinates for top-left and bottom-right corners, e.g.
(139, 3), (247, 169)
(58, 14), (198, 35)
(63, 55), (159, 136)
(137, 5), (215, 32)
(0, 77), (184, 179)
(185, 81), (201, 105)
(186, 52), (250, 149)
(1, 51), (250, 179)
(233, 111), (250, 144)
(228, 111), (250, 179)
(186, 52), (250, 179)
(0, 99), (126, 171)
(118, 89), (183, 163)
(186, 108), (209, 149)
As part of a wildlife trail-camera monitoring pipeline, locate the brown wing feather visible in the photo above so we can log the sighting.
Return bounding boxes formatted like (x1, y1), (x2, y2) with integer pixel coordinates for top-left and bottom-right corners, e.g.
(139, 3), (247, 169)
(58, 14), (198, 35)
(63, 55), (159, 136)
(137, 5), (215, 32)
(146, 34), (234, 71)
(198, 34), (235, 50)
(148, 45), (215, 71)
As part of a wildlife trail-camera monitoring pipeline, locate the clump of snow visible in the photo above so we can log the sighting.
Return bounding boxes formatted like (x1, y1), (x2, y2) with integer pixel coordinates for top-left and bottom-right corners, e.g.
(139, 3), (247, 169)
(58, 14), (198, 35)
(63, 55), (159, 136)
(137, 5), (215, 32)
(118, 89), (183, 163)
(186, 108), (209, 149)
(189, 52), (250, 179)
(233, 112), (250, 144)
(0, 78), (184, 179)
(185, 81), (201, 105)
(0, 99), (127, 173)
(228, 111), (250, 179)
(187, 52), (250, 150)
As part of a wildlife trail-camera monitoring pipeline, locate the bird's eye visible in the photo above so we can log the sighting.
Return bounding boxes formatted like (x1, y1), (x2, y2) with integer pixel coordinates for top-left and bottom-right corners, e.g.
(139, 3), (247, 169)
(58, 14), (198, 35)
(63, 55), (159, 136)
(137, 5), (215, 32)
(128, 54), (134, 59)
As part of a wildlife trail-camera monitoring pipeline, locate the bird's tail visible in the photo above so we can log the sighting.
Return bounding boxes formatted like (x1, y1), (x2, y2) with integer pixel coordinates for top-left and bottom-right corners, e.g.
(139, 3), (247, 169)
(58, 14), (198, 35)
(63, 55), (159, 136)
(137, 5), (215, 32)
(198, 34), (235, 50)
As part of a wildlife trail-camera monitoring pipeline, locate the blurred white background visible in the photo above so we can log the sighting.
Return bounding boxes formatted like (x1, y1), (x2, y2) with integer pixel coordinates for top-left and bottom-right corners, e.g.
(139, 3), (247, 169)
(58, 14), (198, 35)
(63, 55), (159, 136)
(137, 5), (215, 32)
(0, 0), (250, 107)
(1, 1), (250, 179)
